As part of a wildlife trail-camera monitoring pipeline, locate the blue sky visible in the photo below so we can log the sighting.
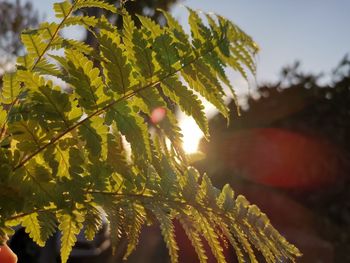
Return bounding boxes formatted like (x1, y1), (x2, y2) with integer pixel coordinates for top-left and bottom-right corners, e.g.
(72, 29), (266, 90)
(173, 1), (350, 83)
(31, 0), (350, 85)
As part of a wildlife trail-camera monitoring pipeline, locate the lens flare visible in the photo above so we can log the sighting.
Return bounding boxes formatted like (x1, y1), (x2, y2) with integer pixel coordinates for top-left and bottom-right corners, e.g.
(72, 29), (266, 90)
(151, 107), (166, 124)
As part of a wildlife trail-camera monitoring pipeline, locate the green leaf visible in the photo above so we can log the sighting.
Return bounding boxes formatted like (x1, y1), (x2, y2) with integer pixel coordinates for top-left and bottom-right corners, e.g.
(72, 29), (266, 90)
(198, 174), (220, 208)
(78, 116), (108, 159)
(161, 77), (209, 138)
(153, 33), (180, 73)
(29, 83), (72, 129)
(21, 30), (46, 57)
(57, 49), (106, 111)
(58, 212), (84, 263)
(137, 15), (163, 38)
(178, 216), (208, 263)
(53, 1), (73, 19)
(22, 213), (45, 247)
(158, 9), (189, 47)
(188, 7), (210, 43)
(152, 206), (179, 263)
(106, 101), (151, 162)
(99, 30), (132, 96)
(106, 127), (134, 181)
(33, 58), (62, 77)
(105, 205), (124, 254)
(84, 205), (103, 241)
(181, 167), (200, 203)
(218, 222), (245, 263)
(73, 0), (117, 13)
(38, 211), (57, 244)
(182, 62), (229, 119)
(1, 72), (20, 105)
(123, 203), (146, 260)
(63, 16), (99, 29)
(0, 106), (7, 126)
(132, 88), (184, 157)
(9, 120), (49, 153)
(193, 210), (226, 263)
(217, 184), (235, 213)
(17, 70), (45, 91)
(123, 14), (156, 81)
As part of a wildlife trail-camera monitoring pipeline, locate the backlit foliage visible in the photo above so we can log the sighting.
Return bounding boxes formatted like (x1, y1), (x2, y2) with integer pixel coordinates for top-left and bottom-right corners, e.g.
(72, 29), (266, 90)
(0, 1), (301, 262)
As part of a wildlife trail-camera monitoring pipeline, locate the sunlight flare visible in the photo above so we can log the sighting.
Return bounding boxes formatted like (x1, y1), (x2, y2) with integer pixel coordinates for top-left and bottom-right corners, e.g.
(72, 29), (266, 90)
(180, 116), (204, 154)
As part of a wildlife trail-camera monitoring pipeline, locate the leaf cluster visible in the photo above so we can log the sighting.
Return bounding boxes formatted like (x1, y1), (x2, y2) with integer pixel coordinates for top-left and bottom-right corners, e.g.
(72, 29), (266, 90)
(0, 1), (300, 262)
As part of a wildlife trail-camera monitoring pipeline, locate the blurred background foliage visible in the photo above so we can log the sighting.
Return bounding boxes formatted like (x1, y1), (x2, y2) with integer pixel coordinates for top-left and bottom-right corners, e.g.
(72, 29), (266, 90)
(0, 0), (39, 76)
(196, 56), (350, 262)
(0, 0), (179, 75)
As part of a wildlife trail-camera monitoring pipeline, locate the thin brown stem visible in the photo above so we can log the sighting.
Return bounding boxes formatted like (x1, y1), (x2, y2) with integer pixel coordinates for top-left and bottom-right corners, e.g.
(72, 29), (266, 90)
(13, 37), (224, 171)
(6, 208), (56, 221)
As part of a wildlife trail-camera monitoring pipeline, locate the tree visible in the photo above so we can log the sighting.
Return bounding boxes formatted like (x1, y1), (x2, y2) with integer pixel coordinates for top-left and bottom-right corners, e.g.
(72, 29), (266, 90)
(0, 0), (39, 77)
(0, 1), (301, 262)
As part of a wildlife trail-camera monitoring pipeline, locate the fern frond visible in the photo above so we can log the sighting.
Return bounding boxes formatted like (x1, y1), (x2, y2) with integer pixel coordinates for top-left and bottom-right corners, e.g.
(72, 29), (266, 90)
(9, 120), (50, 153)
(38, 211), (57, 244)
(122, 14), (157, 81)
(158, 9), (190, 47)
(98, 30), (132, 96)
(106, 206), (124, 254)
(58, 211), (84, 263)
(106, 128), (132, 179)
(192, 209), (226, 263)
(78, 116), (108, 159)
(218, 222), (245, 263)
(198, 174), (220, 208)
(53, 1), (73, 19)
(52, 37), (94, 55)
(29, 83), (72, 129)
(0, 3), (302, 263)
(137, 15), (163, 38)
(180, 167), (200, 203)
(182, 62), (229, 119)
(160, 77), (208, 137)
(178, 216), (208, 263)
(0, 107), (7, 129)
(1, 72), (20, 105)
(106, 101), (152, 162)
(73, 0), (117, 13)
(56, 49), (106, 111)
(63, 16), (99, 29)
(33, 58), (62, 76)
(84, 205), (103, 241)
(152, 206), (179, 263)
(230, 222), (259, 262)
(131, 88), (185, 159)
(22, 212), (45, 247)
(123, 202), (146, 260)
(16, 70), (45, 90)
(21, 30), (47, 57)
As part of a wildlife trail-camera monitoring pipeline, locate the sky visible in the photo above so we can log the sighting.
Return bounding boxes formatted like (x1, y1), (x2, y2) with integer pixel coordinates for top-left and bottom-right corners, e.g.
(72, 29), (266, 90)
(19, 0), (350, 152)
(31, 0), (350, 84)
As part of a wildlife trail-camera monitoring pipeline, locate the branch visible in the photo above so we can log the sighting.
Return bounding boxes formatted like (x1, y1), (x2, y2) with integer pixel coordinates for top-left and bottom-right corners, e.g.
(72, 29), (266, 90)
(14, 36), (225, 170)
(6, 208), (56, 221)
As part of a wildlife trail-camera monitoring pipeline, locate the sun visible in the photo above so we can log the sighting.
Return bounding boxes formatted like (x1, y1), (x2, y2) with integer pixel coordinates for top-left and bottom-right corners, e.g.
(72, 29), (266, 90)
(180, 116), (204, 154)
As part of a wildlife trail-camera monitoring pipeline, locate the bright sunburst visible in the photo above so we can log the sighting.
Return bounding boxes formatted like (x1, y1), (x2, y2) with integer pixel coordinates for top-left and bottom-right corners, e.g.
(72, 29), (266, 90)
(180, 116), (204, 154)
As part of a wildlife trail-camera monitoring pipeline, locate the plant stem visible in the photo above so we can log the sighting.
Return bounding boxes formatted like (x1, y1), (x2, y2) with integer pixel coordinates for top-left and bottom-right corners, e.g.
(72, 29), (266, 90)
(14, 36), (225, 170)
